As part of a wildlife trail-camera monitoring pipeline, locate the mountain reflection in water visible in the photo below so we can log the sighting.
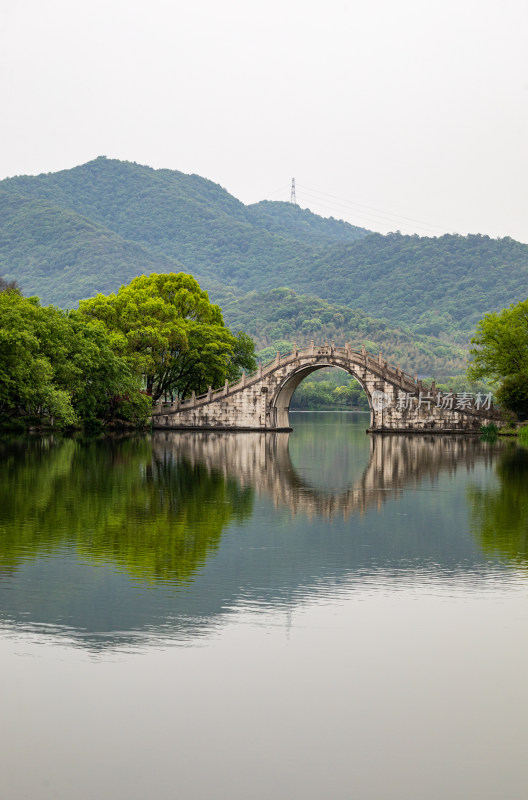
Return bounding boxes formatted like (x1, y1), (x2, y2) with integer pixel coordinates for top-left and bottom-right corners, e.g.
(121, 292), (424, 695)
(0, 413), (522, 650)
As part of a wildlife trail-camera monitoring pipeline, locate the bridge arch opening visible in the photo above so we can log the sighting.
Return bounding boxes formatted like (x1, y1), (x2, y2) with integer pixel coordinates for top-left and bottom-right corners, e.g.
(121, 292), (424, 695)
(270, 363), (374, 430)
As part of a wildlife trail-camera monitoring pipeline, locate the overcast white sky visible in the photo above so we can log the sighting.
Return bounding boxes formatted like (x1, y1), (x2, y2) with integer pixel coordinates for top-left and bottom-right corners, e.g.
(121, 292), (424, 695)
(1, 0), (527, 240)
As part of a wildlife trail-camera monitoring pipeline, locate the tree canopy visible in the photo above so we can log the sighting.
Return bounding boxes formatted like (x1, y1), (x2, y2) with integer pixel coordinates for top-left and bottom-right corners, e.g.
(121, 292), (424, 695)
(0, 286), (150, 429)
(468, 298), (528, 415)
(79, 272), (256, 402)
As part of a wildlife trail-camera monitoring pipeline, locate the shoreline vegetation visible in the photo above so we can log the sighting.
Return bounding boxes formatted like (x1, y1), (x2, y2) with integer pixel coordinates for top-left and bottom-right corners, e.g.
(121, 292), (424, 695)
(0, 273), (256, 433)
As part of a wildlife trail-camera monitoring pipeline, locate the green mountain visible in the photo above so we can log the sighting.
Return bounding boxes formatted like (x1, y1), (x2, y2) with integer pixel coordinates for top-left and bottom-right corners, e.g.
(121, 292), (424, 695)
(1, 156), (528, 374)
(0, 157), (368, 306)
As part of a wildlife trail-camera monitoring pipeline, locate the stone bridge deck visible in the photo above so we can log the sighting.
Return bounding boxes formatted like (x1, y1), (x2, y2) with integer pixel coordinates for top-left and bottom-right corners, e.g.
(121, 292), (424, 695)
(152, 342), (501, 433)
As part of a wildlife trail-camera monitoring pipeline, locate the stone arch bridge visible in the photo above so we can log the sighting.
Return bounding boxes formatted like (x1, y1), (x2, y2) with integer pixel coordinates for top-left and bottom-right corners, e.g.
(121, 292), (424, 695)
(152, 343), (500, 433)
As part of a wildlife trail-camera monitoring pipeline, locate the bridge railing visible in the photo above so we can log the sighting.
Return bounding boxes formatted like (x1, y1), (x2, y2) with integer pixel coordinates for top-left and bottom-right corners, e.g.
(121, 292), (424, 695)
(156, 343), (410, 412)
(155, 343), (494, 418)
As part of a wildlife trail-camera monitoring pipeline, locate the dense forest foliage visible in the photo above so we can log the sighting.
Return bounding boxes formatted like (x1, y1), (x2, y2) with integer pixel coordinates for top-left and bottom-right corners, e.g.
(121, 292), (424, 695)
(0, 283), (151, 430)
(290, 232), (528, 340)
(0, 190), (187, 309)
(2, 157), (528, 380)
(224, 287), (466, 377)
(246, 200), (369, 243)
(0, 273), (254, 430)
(0, 158), (366, 309)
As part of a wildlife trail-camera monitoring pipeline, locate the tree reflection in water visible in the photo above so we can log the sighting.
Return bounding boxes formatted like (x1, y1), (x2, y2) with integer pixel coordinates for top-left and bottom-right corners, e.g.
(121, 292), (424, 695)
(0, 436), (253, 585)
(469, 443), (528, 567)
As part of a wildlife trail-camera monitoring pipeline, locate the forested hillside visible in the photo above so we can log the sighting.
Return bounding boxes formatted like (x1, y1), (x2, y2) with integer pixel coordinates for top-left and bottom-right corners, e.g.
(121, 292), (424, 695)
(220, 287), (466, 377)
(246, 200), (368, 244)
(286, 232), (528, 339)
(0, 190), (187, 307)
(1, 157), (528, 376)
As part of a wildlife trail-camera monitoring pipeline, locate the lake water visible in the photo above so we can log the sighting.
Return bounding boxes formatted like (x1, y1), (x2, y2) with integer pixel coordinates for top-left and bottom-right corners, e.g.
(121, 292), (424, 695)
(2, 412), (528, 800)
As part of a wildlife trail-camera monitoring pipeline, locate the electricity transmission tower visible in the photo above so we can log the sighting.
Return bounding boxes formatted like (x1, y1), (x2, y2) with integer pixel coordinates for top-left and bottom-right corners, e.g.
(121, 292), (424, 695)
(290, 178), (297, 205)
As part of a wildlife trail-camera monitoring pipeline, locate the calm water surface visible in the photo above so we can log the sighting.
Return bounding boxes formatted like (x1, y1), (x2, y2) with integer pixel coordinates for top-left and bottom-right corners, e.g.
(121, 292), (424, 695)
(2, 413), (528, 799)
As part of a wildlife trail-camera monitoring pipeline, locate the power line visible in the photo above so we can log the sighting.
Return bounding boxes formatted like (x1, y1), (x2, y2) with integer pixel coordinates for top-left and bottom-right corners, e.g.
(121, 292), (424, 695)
(256, 183), (291, 202)
(296, 182), (453, 234)
(292, 190), (436, 235)
(297, 187), (444, 234)
(297, 183), (449, 230)
(258, 179), (456, 236)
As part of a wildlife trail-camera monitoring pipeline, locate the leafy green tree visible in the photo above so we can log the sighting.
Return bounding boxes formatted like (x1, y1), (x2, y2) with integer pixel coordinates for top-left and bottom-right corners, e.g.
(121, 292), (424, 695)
(0, 290), (148, 428)
(227, 331), (258, 382)
(79, 272), (256, 401)
(0, 291), (76, 425)
(468, 299), (528, 415)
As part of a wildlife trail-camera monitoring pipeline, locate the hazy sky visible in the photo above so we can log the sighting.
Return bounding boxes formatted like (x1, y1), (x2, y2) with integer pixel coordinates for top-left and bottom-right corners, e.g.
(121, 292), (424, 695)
(1, 0), (527, 241)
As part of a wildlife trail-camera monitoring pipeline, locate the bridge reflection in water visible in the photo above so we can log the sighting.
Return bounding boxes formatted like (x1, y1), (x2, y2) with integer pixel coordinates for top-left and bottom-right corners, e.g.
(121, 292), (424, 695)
(0, 420), (510, 651)
(154, 427), (497, 520)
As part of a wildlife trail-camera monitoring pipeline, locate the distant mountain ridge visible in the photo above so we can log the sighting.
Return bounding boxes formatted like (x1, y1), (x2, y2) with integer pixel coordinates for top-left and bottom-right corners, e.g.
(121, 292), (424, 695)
(1, 157), (528, 374)
(1, 157), (368, 285)
(0, 157), (368, 308)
